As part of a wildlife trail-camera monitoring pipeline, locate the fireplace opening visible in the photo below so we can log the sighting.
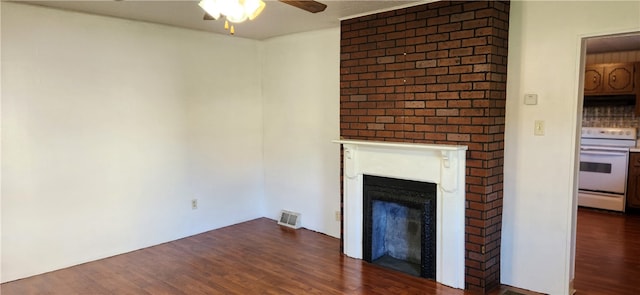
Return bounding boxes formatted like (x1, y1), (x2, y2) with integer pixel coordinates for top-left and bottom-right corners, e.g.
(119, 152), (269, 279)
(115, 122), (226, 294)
(363, 175), (436, 279)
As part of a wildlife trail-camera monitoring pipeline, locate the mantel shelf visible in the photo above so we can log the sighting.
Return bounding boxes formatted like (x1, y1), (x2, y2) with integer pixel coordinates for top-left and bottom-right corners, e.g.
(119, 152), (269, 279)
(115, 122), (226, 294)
(333, 139), (468, 151)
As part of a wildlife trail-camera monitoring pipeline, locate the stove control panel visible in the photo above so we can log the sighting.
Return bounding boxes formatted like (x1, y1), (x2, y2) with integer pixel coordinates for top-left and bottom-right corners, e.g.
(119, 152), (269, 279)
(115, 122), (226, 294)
(581, 127), (637, 140)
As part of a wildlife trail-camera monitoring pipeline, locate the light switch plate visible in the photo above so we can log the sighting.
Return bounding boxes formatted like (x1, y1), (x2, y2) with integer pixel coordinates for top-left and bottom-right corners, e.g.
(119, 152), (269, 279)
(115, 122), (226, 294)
(534, 120), (545, 136)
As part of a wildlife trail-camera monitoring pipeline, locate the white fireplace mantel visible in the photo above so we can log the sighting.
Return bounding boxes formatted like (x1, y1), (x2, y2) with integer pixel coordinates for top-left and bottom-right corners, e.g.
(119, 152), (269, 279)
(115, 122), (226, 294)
(334, 139), (467, 289)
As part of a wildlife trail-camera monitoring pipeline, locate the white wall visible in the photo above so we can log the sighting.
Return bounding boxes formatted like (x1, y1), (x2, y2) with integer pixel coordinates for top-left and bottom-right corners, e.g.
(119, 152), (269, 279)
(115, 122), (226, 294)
(502, 1), (640, 294)
(1, 3), (264, 282)
(261, 28), (341, 238)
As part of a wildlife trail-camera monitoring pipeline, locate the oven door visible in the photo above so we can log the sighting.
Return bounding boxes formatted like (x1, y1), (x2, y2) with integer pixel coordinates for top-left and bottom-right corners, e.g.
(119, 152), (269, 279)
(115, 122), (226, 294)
(578, 146), (629, 194)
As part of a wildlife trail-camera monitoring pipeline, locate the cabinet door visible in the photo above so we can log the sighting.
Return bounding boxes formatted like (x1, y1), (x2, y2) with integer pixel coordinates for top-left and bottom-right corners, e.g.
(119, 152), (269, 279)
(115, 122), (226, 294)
(603, 63), (634, 94)
(584, 65), (604, 94)
(627, 153), (640, 209)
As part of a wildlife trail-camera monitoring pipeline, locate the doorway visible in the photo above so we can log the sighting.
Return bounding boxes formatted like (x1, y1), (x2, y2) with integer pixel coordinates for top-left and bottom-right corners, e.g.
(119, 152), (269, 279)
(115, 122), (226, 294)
(573, 31), (640, 294)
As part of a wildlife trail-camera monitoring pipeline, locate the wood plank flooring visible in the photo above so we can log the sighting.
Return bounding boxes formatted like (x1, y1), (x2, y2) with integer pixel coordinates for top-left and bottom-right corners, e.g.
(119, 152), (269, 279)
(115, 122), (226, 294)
(1, 218), (476, 295)
(574, 208), (640, 295)
(2, 208), (636, 294)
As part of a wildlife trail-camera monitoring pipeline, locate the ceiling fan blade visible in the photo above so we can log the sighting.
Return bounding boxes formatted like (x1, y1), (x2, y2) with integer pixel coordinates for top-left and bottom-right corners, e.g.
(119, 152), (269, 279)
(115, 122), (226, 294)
(203, 13), (216, 20)
(279, 0), (327, 13)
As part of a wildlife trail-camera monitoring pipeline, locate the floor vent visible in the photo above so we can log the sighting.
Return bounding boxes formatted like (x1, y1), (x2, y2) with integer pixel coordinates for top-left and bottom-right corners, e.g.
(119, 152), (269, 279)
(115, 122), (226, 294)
(278, 210), (301, 229)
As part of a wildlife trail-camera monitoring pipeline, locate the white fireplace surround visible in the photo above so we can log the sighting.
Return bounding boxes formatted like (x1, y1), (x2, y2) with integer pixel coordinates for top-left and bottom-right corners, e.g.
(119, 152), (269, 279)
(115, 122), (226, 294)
(334, 139), (467, 289)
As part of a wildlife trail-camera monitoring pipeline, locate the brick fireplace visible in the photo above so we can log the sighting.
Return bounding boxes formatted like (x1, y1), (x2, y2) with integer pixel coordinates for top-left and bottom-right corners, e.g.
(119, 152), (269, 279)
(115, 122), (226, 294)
(339, 1), (509, 293)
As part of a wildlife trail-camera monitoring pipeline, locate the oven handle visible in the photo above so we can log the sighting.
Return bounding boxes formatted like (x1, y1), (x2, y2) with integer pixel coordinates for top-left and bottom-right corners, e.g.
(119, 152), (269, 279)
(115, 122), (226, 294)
(581, 146), (630, 152)
(580, 150), (628, 156)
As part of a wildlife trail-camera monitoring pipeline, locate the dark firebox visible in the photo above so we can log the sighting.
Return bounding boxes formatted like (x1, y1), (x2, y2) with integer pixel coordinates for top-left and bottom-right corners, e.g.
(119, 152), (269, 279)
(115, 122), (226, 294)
(363, 175), (436, 279)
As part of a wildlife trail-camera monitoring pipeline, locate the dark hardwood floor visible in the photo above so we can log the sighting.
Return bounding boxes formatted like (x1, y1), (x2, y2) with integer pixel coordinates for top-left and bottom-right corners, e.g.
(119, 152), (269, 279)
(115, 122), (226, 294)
(3, 208), (637, 295)
(574, 208), (640, 295)
(2, 218), (480, 295)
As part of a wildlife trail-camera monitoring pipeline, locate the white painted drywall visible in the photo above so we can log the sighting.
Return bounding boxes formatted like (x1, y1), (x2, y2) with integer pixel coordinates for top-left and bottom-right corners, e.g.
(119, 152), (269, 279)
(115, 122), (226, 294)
(1, 3), (264, 282)
(502, 1), (640, 294)
(261, 28), (341, 238)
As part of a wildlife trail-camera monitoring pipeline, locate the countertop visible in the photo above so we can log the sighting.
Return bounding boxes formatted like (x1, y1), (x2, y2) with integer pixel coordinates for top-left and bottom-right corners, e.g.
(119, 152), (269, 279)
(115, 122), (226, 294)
(632, 140), (640, 152)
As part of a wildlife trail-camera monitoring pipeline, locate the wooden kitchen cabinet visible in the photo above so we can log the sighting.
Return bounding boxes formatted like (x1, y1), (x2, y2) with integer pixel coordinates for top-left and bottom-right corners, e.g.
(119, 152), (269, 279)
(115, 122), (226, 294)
(627, 152), (640, 210)
(584, 65), (605, 94)
(604, 63), (635, 93)
(584, 63), (636, 96)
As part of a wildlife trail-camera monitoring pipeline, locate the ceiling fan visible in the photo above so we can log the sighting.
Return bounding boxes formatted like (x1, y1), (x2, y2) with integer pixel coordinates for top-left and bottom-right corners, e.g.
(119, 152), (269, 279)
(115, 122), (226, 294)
(277, 0), (327, 13)
(199, 0), (327, 35)
(202, 0), (327, 21)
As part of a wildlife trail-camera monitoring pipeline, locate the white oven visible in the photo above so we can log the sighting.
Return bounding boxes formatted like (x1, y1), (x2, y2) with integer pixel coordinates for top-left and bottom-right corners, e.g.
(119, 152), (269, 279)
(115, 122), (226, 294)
(578, 127), (636, 212)
(579, 146), (629, 194)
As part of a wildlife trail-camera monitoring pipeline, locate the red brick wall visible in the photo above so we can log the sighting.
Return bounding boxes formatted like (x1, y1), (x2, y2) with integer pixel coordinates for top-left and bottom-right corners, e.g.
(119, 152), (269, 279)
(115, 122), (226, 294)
(339, 1), (509, 293)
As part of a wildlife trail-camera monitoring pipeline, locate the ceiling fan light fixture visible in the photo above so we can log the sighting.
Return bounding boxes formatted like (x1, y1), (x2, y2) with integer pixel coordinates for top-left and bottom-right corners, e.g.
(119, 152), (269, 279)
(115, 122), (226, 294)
(244, 0), (266, 20)
(219, 0), (247, 22)
(199, 0), (265, 24)
(198, 0), (221, 20)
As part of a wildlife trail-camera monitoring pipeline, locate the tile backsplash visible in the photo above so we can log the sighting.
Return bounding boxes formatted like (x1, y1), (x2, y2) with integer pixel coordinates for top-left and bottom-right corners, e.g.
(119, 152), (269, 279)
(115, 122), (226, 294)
(583, 105), (640, 137)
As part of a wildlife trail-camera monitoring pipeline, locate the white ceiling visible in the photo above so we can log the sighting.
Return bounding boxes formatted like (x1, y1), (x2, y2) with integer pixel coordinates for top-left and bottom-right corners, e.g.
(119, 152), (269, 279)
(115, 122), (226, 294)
(16, 0), (424, 40)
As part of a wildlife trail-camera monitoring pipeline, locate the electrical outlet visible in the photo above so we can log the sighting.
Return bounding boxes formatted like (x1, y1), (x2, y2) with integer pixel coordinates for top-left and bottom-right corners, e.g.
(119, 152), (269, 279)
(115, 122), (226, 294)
(335, 211), (341, 221)
(191, 199), (198, 210)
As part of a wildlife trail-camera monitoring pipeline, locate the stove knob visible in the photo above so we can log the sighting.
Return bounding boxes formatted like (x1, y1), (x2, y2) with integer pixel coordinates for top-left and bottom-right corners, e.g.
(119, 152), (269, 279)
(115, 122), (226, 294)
(626, 131), (631, 136)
